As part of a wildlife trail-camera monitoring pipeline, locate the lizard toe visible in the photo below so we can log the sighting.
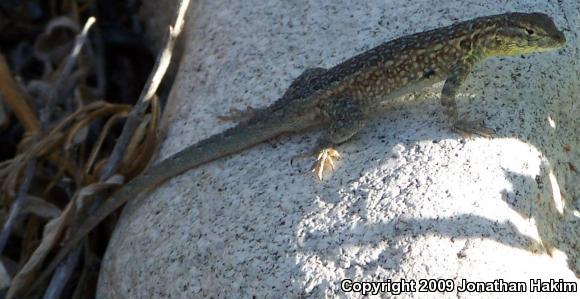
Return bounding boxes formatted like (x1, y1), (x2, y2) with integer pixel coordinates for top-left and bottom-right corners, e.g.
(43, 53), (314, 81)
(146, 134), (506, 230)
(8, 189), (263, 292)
(311, 148), (341, 180)
(452, 116), (495, 138)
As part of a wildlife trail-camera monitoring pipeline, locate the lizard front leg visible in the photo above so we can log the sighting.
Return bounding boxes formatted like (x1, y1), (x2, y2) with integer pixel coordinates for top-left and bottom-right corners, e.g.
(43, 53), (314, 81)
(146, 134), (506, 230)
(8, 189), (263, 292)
(441, 64), (495, 137)
(313, 99), (365, 180)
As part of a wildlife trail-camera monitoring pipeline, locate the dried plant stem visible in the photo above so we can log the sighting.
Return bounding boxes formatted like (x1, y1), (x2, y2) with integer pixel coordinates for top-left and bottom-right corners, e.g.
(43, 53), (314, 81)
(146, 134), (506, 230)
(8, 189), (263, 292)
(0, 14), (96, 299)
(100, 0), (190, 180)
(40, 16), (98, 299)
(40, 16), (97, 130)
(0, 161), (36, 251)
(28, 1), (191, 295)
(42, 246), (82, 299)
(0, 55), (40, 131)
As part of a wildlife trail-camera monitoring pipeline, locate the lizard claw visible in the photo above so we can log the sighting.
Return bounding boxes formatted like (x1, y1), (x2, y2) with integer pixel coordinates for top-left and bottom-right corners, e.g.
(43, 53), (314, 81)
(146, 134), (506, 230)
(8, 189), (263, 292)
(452, 113), (495, 137)
(311, 148), (341, 180)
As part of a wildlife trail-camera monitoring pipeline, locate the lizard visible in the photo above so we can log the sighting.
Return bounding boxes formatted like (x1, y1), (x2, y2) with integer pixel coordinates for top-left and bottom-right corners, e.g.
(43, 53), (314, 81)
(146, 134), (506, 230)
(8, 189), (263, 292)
(31, 12), (565, 292)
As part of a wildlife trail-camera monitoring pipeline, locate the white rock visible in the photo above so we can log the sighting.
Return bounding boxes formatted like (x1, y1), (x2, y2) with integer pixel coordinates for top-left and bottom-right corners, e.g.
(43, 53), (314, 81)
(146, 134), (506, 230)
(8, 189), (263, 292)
(98, 1), (579, 297)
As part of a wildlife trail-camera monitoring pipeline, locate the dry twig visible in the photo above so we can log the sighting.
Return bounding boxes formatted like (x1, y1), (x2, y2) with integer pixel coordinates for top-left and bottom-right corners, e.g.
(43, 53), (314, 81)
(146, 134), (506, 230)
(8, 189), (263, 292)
(4, 16), (97, 299)
(0, 55), (40, 132)
(27, 0), (191, 296)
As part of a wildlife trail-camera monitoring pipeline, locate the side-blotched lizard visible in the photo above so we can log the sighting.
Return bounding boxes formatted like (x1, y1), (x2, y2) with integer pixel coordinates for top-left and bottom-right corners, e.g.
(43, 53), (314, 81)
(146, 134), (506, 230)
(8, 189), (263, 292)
(33, 12), (565, 290)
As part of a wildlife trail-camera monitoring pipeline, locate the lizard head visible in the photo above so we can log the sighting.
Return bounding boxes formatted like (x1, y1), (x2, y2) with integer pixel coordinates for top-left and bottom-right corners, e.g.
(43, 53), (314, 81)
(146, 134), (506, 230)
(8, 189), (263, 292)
(486, 12), (566, 56)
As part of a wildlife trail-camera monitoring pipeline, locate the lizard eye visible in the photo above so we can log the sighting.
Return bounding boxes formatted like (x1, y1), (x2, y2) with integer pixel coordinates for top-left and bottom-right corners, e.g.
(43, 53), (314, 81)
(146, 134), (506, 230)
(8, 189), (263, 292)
(525, 28), (535, 35)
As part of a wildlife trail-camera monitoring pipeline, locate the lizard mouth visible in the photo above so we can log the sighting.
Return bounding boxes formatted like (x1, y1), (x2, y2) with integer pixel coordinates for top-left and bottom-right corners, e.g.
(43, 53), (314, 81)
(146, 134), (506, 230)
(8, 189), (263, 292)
(537, 31), (566, 51)
(555, 31), (567, 47)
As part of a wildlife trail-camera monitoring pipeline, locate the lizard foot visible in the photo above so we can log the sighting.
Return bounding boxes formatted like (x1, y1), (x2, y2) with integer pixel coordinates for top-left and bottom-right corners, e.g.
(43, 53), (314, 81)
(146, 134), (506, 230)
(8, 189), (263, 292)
(311, 148), (341, 180)
(217, 106), (256, 123)
(452, 114), (495, 138)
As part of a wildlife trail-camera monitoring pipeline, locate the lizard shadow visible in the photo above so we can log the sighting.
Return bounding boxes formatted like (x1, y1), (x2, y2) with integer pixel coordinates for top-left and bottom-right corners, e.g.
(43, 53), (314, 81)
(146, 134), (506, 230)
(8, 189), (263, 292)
(500, 168), (579, 277)
(295, 213), (539, 272)
(288, 93), (579, 282)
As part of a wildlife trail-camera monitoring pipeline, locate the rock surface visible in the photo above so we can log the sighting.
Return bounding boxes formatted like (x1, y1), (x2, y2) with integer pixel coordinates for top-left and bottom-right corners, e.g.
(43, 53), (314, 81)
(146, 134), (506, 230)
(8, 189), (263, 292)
(99, 0), (579, 297)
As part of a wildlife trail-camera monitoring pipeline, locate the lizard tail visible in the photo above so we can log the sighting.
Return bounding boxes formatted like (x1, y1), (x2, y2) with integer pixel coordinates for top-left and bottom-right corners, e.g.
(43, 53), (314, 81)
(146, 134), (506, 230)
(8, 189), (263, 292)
(30, 107), (321, 293)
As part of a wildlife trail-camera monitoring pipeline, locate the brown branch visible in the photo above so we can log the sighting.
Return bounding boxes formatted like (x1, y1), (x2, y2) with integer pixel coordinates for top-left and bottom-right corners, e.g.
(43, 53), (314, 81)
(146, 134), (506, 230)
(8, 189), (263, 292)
(0, 54), (77, 178)
(100, 0), (190, 180)
(40, 16), (97, 130)
(0, 54), (40, 132)
(4, 16), (97, 299)
(26, 0), (192, 295)
(0, 161), (36, 251)
(40, 16), (101, 299)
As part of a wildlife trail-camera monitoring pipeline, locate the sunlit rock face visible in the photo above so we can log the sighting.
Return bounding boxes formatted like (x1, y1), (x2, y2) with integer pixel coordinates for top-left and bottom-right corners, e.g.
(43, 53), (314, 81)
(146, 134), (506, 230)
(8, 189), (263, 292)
(98, 1), (579, 297)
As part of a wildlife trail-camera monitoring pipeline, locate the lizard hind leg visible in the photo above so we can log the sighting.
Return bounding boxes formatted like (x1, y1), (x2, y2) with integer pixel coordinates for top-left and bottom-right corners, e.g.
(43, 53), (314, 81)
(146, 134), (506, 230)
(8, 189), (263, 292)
(312, 100), (365, 180)
(219, 68), (328, 124)
(217, 105), (256, 123)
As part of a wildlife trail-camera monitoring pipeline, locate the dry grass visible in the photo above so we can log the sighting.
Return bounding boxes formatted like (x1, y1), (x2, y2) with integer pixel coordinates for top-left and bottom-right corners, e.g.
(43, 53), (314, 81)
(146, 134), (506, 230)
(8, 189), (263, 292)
(0, 0), (186, 297)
